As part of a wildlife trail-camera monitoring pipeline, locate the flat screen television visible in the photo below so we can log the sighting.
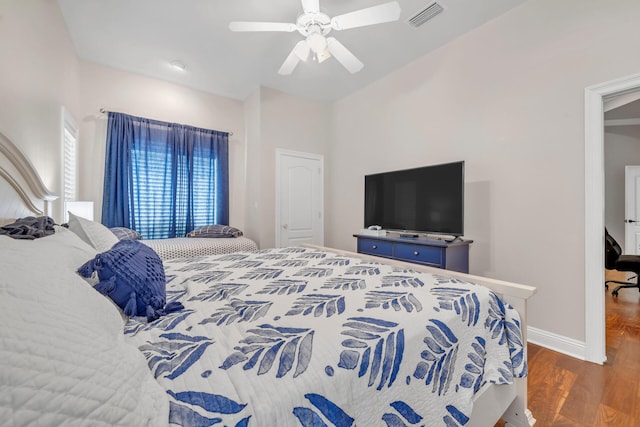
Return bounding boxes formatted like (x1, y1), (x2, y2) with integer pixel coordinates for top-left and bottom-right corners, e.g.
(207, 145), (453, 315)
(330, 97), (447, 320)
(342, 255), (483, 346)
(364, 161), (464, 236)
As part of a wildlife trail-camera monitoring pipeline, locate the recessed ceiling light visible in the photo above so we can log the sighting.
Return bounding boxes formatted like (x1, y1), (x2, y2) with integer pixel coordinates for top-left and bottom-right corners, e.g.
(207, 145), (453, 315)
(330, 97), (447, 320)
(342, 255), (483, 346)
(169, 60), (187, 71)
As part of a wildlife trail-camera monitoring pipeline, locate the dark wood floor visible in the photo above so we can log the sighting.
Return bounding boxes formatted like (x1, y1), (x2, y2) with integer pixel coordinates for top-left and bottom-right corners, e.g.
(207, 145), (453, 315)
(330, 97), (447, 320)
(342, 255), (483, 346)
(499, 270), (640, 426)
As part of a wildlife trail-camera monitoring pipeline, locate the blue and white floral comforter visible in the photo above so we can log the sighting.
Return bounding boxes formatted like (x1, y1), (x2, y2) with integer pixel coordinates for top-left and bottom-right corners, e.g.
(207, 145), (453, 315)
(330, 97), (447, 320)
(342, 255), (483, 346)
(125, 247), (526, 427)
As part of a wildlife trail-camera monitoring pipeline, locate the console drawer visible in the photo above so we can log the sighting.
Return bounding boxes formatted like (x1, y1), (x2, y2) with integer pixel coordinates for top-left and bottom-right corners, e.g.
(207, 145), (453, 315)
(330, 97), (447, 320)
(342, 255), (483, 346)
(357, 238), (393, 257)
(354, 234), (471, 273)
(394, 243), (442, 266)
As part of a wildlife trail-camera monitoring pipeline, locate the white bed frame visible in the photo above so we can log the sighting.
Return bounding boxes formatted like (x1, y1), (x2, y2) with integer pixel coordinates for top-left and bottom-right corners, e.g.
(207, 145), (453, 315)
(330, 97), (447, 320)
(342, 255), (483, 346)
(0, 130), (536, 426)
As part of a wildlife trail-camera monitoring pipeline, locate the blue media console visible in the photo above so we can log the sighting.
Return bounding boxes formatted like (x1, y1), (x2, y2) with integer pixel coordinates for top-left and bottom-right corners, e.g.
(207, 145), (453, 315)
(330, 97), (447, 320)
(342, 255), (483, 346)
(354, 233), (473, 273)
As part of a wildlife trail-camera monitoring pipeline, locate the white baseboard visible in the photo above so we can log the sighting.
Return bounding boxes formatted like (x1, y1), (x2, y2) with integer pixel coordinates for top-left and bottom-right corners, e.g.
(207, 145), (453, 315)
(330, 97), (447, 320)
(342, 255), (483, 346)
(527, 326), (587, 361)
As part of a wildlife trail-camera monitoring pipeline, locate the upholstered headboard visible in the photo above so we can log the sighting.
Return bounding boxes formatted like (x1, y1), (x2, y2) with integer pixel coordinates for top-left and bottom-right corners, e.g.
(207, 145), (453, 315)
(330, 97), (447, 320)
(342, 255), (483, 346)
(0, 131), (57, 225)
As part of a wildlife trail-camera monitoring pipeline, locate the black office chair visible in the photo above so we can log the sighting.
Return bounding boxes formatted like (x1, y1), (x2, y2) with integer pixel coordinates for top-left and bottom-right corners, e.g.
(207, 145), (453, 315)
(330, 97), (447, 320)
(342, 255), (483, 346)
(605, 228), (640, 296)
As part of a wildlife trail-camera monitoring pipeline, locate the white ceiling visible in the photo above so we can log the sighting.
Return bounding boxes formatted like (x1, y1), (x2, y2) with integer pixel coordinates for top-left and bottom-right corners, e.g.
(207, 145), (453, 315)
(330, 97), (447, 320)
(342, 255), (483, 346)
(57, 0), (528, 102)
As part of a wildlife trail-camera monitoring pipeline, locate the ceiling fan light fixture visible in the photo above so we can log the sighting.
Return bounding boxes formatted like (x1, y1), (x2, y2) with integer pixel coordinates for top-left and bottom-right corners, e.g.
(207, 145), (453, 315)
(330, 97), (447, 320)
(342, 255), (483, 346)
(306, 32), (327, 54)
(316, 49), (331, 63)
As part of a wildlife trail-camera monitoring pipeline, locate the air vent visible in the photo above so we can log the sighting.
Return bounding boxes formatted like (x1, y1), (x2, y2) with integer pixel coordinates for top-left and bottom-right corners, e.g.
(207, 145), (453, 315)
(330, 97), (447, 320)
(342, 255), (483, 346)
(407, 1), (444, 28)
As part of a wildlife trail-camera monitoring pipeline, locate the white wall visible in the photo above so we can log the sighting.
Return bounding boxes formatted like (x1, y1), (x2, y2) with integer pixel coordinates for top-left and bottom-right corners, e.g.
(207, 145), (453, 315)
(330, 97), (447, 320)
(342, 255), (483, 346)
(257, 87), (330, 248)
(243, 89), (263, 246)
(326, 0), (640, 345)
(76, 61), (247, 231)
(0, 0), (81, 221)
(605, 126), (640, 248)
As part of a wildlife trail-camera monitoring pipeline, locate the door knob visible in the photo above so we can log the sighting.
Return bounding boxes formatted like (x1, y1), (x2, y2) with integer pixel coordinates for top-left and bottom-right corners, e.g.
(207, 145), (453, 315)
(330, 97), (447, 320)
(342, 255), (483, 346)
(282, 224), (288, 229)
(625, 219), (639, 223)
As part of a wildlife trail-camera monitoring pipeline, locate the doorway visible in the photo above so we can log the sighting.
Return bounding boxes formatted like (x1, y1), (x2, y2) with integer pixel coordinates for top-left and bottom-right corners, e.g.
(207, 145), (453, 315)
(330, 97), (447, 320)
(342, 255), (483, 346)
(585, 71), (640, 364)
(275, 149), (324, 248)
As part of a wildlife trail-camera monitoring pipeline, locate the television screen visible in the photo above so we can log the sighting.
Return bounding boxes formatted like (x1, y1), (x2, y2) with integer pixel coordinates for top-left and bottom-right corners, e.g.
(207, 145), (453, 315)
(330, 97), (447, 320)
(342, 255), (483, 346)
(364, 161), (464, 236)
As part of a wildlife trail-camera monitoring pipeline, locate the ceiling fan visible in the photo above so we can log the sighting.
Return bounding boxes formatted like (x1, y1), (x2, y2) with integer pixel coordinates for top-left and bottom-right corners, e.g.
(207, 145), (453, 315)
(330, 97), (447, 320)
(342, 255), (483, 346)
(229, 0), (401, 75)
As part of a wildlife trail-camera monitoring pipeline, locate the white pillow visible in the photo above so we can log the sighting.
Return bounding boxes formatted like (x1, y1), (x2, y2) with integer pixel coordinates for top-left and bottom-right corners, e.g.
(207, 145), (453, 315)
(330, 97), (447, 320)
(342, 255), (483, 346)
(0, 231), (169, 426)
(45, 225), (98, 266)
(68, 211), (119, 252)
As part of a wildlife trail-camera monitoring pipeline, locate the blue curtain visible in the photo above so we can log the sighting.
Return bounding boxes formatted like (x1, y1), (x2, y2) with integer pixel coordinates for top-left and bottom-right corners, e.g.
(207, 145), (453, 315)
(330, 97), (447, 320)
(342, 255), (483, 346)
(102, 112), (229, 239)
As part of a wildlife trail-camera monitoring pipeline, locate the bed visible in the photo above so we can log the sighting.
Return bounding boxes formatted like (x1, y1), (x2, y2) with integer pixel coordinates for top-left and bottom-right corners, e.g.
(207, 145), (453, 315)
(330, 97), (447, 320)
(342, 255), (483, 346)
(142, 236), (258, 261)
(0, 130), (536, 426)
(62, 204), (257, 261)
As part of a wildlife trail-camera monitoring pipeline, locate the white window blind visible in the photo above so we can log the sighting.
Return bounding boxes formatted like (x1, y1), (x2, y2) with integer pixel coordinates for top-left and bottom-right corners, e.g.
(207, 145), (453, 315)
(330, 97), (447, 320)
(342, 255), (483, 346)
(63, 125), (77, 202)
(131, 145), (219, 238)
(61, 107), (78, 204)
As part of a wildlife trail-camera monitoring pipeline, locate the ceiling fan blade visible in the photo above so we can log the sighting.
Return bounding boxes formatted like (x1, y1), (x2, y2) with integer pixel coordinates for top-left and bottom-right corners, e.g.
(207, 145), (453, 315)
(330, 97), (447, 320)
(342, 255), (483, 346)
(331, 1), (401, 31)
(301, 0), (320, 14)
(326, 37), (363, 73)
(229, 21), (297, 32)
(293, 40), (310, 61)
(278, 41), (307, 75)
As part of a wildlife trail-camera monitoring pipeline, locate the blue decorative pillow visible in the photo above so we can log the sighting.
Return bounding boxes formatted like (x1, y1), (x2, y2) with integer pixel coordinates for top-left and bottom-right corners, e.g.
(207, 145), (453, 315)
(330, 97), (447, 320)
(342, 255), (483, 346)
(110, 227), (143, 241)
(77, 240), (183, 321)
(186, 225), (243, 238)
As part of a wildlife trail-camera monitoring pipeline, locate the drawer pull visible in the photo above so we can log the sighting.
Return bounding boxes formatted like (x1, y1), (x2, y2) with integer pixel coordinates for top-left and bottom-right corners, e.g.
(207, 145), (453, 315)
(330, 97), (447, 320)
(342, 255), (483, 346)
(372, 245), (377, 249)
(413, 251), (419, 256)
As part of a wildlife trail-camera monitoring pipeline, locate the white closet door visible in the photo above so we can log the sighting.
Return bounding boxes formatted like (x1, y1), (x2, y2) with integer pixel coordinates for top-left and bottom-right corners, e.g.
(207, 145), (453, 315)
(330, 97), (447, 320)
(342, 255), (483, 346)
(276, 150), (324, 248)
(624, 165), (640, 254)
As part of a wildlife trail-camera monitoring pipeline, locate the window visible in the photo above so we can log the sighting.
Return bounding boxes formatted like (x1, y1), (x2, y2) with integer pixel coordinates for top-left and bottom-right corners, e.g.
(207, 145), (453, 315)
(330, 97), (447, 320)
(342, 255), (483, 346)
(102, 112), (229, 239)
(62, 107), (78, 220)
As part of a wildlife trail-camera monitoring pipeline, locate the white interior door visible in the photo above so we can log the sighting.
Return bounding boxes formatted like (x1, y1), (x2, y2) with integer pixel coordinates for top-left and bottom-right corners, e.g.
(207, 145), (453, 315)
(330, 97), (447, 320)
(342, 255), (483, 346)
(624, 165), (640, 254)
(276, 150), (324, 248)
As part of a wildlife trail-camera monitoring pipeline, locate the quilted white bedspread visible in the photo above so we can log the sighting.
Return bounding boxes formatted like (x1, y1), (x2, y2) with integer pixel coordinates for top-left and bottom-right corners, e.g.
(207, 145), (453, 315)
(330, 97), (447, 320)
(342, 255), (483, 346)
(0, 229), (169, 426)
(125, 247), (526, 427)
